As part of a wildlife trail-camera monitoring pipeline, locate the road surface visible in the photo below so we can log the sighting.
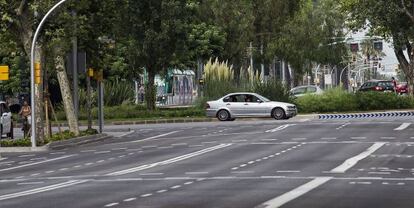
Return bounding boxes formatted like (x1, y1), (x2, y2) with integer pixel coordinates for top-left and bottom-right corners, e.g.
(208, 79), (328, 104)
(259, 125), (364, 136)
(1, 117), (414, 207)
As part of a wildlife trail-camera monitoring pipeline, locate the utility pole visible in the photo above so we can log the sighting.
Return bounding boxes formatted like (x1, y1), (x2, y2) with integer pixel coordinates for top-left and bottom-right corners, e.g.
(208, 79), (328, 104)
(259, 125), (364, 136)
(30, 0), (70, 147)
(72, 11), (79, 120)
(249, 42), (254, 71)
(260, 43), (264, 82)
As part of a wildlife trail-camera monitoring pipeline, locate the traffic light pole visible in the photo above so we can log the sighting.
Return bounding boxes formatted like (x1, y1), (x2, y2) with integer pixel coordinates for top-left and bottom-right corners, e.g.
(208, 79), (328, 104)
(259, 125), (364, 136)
(30, 0), (69, 148)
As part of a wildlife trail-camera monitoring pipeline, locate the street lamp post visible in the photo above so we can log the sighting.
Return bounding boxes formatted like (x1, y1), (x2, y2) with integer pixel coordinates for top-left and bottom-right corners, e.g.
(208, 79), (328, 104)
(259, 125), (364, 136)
(30, 0), (70, 147)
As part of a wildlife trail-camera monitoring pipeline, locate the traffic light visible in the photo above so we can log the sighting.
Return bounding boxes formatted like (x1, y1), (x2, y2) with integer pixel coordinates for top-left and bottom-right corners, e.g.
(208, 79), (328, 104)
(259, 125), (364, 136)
(0, 66), (9, 81)
(35, 62), (41, 84)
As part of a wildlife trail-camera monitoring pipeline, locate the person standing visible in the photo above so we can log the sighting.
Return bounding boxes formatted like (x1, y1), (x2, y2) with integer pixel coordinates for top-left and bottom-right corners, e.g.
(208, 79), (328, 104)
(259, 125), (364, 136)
(138, 85), (145, 103)
(18, 101), (31, 137)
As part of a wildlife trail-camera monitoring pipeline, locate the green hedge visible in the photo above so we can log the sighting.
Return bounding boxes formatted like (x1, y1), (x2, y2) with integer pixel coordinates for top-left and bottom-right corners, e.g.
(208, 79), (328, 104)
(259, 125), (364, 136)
(295, 88), (414, 113)
(56, 105), (205, 120)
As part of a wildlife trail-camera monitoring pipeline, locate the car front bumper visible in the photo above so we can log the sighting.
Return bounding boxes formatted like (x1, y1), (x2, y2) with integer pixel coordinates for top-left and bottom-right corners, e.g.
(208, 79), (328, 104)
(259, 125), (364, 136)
(286, 109), (297, 118)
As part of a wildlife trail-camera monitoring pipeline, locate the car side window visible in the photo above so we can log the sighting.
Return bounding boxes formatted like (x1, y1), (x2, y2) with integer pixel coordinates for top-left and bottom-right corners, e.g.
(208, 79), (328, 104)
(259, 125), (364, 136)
(223, 96), (230, 102)
(307, 87), (317, 93)
(293, 87), (306, 95)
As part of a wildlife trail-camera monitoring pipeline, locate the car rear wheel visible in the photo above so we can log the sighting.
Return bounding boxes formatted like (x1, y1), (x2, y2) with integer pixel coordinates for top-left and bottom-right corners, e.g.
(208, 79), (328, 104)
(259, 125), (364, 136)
(217, 110), (230, 121)
(272, 108), (285, 120)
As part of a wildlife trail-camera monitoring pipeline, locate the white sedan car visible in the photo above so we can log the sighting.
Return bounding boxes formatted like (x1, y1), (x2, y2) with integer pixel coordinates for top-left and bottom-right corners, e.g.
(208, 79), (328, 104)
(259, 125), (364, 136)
(0, 101), (13, 138)
(206, 92), (297, 121)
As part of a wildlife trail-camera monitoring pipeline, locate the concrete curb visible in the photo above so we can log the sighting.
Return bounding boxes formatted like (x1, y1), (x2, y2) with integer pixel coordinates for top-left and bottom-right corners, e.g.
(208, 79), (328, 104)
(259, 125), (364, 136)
(47, 133), (112, 150)
(0, 133), (112, 153)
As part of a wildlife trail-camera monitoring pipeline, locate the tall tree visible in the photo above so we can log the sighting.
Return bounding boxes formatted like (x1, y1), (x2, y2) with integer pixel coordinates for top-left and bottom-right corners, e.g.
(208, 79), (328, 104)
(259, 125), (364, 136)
(340, 0), (414, 94)
(116, 0), (198, 110)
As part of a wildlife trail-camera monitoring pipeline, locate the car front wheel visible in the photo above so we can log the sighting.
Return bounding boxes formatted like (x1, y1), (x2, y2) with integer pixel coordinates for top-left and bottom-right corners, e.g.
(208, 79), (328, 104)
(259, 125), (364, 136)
(272, 108), (286, 120)
(217, 110), (230, 121)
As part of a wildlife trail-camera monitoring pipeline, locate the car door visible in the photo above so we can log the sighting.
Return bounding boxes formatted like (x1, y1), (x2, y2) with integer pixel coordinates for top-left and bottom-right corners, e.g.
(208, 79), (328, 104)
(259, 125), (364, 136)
(242, 94), (266, 116)
(0, 103), (11, 134)
(223, 94), (245, 116)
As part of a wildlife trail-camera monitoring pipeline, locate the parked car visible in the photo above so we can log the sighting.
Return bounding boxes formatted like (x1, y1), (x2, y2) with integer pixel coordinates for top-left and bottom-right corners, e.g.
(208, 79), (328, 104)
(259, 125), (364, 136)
(290, 85), (324, 97)
(206, 92), (297, 121)
(396, 82), (408, 95)
(358, 80), (394, 92)
(0, 101), (13, 138)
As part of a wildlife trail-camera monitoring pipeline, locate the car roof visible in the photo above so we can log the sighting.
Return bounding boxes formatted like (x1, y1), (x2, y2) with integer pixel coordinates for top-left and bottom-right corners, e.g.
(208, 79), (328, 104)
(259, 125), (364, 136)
(223, 92), (259, 97)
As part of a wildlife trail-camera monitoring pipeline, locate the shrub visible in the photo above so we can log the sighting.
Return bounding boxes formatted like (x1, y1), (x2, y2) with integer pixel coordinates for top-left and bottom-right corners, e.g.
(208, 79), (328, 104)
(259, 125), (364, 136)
(295, 88), (414, 113)
(253, 79), (291, 102)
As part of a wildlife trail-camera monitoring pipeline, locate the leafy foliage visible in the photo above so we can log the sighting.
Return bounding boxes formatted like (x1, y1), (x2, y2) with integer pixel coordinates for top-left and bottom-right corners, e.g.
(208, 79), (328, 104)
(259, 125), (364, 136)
(295, 89), (414, 113)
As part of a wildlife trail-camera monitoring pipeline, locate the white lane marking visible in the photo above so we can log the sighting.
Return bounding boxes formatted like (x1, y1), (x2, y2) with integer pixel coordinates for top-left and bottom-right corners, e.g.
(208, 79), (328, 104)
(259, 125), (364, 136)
(266, 124), (296, 133)
(381, 137), (396, 140)
(95, 151), (111, 154)
(351, 137), (366, 140)
(330, 143), (386, 173)
(117, 130), (135, 138)
(139, 173), (164, 176)
(170, 185), (181, 189)
(184, 181), (194, 185)
(18, 154), (35, 158)
(368, 172), (391, 175)
(171, 143), (187, 146)
(258, 177), (332, 208)
(17, 182), (45, 185)
(185, 172), (208, 175)
(157, 190), (167, 193)
(291, 138), (307, 141)
(111, 148), (127, 151)
(123, 198), (136, 202)
(395, 123), (411, 131)
(131, 131), (180, 143)
(30, 173), (40, 176)
(0, 155), (75, 172)
(140, 193), (152, 197)
(0, 180), (87, 201)
(107, 144), (232, 176)
(80, 150), (96, 153)
(104, 203), (119, 207)
(321, 137), (337, 140)
(261, 139), (278, 141)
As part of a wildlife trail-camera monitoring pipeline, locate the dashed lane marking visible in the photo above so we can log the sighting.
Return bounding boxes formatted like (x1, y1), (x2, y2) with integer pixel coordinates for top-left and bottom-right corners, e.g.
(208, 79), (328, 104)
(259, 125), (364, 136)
(107, 144), (232, 176)
(0, 180), (88, 201)
(131, 131), (181, 143)
(0, 155), (76, 172)
(265, 124), (296, 133)
(123, 198), (136, 202)
(104, 203), (119, 207)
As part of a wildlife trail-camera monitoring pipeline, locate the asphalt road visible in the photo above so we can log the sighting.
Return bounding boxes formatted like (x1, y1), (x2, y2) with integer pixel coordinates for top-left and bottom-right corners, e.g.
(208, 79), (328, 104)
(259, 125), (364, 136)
(1, 117), (414, 208)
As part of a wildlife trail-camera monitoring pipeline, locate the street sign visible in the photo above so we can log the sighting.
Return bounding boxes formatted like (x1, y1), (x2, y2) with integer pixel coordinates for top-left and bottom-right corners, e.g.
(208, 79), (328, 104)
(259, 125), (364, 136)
(0, 65), (9, 81)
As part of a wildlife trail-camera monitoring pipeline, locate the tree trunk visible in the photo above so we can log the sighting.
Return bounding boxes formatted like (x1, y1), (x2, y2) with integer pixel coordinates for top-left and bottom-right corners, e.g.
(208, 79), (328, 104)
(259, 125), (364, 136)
(145, 69), (157, 111)
(394, 45), (414, 96)
(54, 53), (80, 136)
